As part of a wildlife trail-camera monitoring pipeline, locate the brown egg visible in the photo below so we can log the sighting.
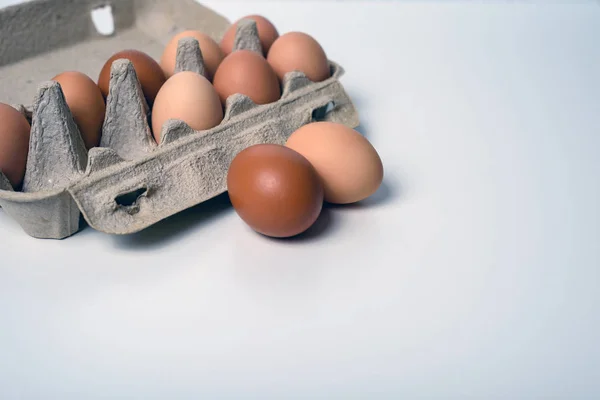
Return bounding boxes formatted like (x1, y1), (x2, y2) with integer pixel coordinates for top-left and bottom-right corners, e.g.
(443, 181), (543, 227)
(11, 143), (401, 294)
(286, 122), (383, 204)
(0, 103), (30, 188)
(227, 144), (323, 238)
(160, 30), (224, 81)
(52, 71), (105, 149)
(220, 15), (279, 56)
(97, 49), (166, 105)
(267, 32), (330, 83)
(151, 71), (223, 143)
(213, 50), (280, 106)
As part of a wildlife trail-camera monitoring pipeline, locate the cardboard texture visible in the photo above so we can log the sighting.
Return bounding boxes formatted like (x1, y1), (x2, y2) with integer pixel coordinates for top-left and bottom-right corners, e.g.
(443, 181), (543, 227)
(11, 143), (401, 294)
(0, 0), (359, 239)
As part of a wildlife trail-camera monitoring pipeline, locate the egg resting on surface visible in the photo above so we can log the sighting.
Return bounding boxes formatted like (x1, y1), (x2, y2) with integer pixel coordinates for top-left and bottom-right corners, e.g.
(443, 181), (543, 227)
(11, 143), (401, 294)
(286, 122), (383, 204)
(227, 144), (324, 238)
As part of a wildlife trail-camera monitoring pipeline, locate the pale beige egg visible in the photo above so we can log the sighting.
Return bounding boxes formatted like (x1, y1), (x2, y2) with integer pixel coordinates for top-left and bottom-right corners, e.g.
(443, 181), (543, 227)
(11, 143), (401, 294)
(286, 122), (383, 204)
(151, 71), (223, 143)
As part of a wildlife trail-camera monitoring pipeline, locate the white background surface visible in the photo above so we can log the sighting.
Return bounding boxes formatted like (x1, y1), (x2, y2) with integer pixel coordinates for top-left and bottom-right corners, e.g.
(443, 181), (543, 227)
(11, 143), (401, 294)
(1, 1), (600, 398)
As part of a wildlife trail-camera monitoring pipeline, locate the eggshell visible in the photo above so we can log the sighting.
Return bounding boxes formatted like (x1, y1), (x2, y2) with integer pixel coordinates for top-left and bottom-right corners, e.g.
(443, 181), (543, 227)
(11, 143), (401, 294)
(220, 15), (279, 56)
(286, 122), (383, 204)
(213, 50), (280, 106)
(0, 103), (30, 188)
(160, 30), (224, 81)
(227, 144), (323, 238)
(52, 71), (105, 149)
(267, 32), (330, 83)
(151, 71), (223, 143)
(98, 49), (166, 105)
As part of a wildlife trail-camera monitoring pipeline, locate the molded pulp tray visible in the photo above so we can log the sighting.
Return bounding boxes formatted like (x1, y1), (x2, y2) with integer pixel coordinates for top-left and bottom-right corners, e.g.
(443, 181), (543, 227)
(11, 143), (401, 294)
(0, 0), (359, 239)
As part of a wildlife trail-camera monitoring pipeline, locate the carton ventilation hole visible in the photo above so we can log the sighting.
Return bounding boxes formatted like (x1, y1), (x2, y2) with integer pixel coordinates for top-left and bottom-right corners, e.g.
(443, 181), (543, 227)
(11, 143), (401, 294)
(115, 188), (147, 207)
(312, 101), (336, 122)
(91, 5), (115, 36)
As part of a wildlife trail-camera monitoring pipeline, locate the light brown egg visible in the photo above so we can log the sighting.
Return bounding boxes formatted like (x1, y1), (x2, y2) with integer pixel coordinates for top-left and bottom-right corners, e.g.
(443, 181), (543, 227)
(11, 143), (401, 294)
(52, 71), (105, 149)
(160, 30), (224, 81)
(0, 103), (30, 188)
(286, 122), (383, 204)
(227, 144), (323, 238)
(151, 71), (223, 143)
(213, 50), (280, 106)
(267, 32), (330, 83)
(98, 49), (166, 106)
(220, 15), (279, 56)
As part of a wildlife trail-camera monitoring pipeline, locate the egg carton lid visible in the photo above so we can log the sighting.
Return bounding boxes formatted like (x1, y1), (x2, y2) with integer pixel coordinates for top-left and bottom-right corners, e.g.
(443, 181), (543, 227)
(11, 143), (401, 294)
(0, 0), (359, 239)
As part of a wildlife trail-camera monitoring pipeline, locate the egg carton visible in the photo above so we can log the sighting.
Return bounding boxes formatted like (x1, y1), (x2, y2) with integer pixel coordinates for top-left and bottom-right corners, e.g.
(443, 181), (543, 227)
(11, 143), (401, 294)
(0, 0), (359, 239)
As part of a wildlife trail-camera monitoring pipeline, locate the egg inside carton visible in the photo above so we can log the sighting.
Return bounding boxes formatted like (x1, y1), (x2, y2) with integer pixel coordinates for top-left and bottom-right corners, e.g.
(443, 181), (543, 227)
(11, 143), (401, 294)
(0, 19), (358, 239)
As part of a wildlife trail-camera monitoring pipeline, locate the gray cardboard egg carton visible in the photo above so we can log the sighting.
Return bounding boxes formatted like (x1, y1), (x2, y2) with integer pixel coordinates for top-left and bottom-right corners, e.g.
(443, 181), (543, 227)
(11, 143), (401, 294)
(0, 0), (358, 239)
